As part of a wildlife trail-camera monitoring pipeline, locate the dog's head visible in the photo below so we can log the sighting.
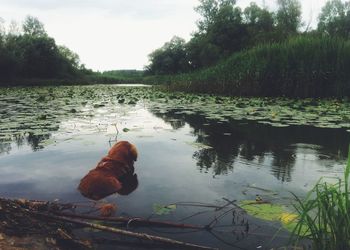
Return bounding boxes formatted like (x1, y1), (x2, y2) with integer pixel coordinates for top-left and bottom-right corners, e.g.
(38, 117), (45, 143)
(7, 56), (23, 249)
(117, 173), (139, 195)
(107, 141), (138, 167)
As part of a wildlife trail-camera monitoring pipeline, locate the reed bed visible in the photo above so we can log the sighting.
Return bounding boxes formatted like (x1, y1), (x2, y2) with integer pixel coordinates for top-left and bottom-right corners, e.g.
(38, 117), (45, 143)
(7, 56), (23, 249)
(148, 36), (350, 98)
(290, 146), (350, 249)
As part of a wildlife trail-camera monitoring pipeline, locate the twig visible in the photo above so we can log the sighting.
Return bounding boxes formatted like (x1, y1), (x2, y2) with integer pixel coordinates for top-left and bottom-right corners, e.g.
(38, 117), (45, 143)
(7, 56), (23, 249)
(240, 201), (272, 206)
(222, 198), (243, 210)
(33, 212), (218, 250)
(172, 202), (222, 209)
(91, 237), (178, 249)
(53, 212), (204, 230)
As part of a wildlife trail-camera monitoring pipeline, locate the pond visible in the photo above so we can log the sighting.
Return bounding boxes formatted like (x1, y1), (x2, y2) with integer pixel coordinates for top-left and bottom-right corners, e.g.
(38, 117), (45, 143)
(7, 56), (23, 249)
(0, 85), (349, 249)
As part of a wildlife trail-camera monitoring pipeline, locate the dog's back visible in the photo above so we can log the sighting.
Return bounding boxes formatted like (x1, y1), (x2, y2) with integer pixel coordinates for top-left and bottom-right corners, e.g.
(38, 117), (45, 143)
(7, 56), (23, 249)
(78, 141), (138, 200)
(78, 168), (122, 200)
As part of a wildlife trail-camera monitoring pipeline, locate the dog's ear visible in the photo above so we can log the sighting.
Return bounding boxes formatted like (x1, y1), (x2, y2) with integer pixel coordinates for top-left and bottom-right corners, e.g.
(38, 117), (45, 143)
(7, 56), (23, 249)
(130, 144), (138, 161)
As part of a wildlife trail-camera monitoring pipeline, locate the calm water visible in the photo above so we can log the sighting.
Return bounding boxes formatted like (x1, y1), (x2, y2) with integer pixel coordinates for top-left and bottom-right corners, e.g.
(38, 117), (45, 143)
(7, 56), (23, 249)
(0, 85), (349, 249)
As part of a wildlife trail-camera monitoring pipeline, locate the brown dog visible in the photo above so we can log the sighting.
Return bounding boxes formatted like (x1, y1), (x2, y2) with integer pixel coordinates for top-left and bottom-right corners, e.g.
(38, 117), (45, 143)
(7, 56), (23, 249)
(78, 141), (138, 200)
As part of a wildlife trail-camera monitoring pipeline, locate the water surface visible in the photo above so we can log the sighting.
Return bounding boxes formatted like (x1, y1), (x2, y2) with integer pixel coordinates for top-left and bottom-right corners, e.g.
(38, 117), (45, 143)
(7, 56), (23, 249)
(0, 85), (349, 249)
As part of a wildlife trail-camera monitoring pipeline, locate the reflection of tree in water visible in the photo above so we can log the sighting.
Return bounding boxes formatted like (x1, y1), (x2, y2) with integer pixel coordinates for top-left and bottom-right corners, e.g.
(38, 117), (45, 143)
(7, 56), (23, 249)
(154, 112), (186, 130)
(271, 148), (295, 182)
(0, 141), (12, 155)
(26, 132), (52, 151)
(151, 108), (350, 182)
(194, 149), (235, 176)
(0, 132), (52, 155)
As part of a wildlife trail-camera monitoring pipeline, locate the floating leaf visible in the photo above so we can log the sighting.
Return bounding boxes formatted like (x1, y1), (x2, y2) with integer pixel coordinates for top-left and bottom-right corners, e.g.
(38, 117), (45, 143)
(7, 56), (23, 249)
(153, 204), (177, 215)
(239, 200), (303, 233)
(185, 141), (213, 149)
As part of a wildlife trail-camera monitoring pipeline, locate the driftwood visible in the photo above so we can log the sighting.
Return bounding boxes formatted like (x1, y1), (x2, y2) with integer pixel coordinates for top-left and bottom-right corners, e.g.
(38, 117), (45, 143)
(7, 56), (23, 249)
(0, 198), (91, 249)
(54, 211), (205, 230)
(0, 198), (217, 249)
(35, 212), (217, 250)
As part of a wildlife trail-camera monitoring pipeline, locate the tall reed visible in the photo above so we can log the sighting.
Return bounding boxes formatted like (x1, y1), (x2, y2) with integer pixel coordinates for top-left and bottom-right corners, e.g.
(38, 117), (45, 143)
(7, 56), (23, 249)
(148, 36), (350, 98)
(290, 146), (350, 249)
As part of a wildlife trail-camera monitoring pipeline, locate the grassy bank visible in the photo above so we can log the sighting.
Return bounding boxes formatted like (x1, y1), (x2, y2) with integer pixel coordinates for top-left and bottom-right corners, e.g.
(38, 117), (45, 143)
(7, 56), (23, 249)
(0, 75), (142, 87)
(148, 36), (350, 98)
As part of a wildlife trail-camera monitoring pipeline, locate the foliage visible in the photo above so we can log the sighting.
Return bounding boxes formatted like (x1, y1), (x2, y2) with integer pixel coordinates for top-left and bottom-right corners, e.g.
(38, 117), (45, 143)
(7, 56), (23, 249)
(243, 2), (275, 45)
(276, 0), (302, 36)
(194, 0), (237, 33)
(153, 204), (177, 215)
(101, 70), (143, 79)
(1, 85), (350, 149)
(22, 16), (47, 37)
(240, 201), (299, 232)
(145, 36), (189, 75)
(154, 36), (350, 97)
(146, 0), (303, 75)
(290, 146), (350, 250)
(144, 0), (350, 98)
(0, 16), (87, 84)
(318, 0), (350, 38)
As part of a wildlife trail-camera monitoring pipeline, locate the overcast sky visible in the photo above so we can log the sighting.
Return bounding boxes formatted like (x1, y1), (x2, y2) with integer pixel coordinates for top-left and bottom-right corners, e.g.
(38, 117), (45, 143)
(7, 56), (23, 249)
(0, 0), (328, 71)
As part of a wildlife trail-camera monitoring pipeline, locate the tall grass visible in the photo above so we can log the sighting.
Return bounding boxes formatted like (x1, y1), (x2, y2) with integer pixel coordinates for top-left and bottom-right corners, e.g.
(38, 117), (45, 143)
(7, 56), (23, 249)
(150, 36), (350, 97)
(290, 146), (350, 249)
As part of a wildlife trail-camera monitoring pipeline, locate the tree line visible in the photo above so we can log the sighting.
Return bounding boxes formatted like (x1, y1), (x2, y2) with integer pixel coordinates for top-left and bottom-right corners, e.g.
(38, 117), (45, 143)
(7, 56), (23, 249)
(145, 0), (350, 76)
(0, 16), (95, 84)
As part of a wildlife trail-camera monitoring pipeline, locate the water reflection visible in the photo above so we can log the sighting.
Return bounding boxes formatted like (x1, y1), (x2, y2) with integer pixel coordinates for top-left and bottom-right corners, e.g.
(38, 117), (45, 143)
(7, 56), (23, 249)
(0, 133), (53, 155)
(151, 109), (350, 182)
(1, 85), (349, 185)
(0, 141), (11, 155)
(1, 87), (349, 249)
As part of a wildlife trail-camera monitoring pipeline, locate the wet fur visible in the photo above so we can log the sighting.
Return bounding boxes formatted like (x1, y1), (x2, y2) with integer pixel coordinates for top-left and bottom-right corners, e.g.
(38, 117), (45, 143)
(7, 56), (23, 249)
(78, 141), (138, 200)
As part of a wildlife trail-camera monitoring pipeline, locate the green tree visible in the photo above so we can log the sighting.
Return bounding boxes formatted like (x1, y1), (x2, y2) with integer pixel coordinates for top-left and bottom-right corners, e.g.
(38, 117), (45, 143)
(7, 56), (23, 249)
(0, 17), (5, 38)
(318, 0), (350, 38)
(187, 0), (248, 68)
(0, 16), (87, 83)
(195, 0), (236, 32)
(22, 16), (47, 37)
(146, 36), (189, 75)
(276, 0), (302, 35)
(243, 3), (275, 45)
(208, 5), (247, 56)
(8, 20), (21, 36)
(58, 45), (81, 69)
(187, 34), (221, 69)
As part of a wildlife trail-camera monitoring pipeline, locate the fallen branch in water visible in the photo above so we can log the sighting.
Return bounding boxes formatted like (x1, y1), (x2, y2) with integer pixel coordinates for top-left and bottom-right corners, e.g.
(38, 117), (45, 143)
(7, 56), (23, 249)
(34, 212), (218, 250)
(53, 211), (205, 230)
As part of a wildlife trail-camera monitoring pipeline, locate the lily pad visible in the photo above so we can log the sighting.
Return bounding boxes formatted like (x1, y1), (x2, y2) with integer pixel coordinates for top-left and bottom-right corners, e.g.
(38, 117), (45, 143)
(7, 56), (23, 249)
(153, 204), (177, 215)
(239, 200), (302, 233)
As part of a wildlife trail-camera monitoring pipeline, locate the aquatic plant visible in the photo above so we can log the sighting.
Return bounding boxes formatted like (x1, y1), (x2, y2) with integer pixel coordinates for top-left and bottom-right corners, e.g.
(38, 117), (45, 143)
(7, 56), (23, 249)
(146, 36), (350, 98)
(1, 85), (350, 151)
(290, 146), (350, 249)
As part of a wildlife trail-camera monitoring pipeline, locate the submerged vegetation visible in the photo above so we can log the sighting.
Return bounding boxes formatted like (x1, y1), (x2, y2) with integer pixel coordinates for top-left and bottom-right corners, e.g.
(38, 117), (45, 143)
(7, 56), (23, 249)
(145, 0), (350, 97)
(291, 146), (350, 249)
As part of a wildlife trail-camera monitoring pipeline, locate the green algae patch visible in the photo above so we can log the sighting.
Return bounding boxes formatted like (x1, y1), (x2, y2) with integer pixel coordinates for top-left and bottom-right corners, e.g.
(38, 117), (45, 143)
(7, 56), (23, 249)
(239, 200), (302, 233)
(153, 204), (177, 215)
